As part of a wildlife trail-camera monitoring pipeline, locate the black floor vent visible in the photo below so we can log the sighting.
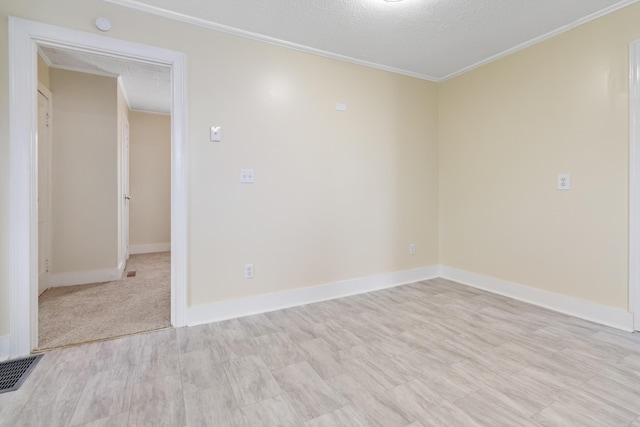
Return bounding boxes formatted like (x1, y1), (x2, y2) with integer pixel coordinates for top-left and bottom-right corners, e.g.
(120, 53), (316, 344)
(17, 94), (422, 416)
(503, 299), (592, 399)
(0, 354), (42, 394)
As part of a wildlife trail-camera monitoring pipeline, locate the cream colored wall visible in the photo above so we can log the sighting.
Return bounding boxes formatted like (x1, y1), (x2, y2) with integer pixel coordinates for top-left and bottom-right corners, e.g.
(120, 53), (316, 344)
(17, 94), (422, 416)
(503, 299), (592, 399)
(439, 3), (640, 311)
(3, 0), (640, 341)
(0, 0), (439, 336)
(129, 111), (171, 247)
(188, 53), (439, 304)
(49, 68), (119, 274)
(37, 53), (49, 89)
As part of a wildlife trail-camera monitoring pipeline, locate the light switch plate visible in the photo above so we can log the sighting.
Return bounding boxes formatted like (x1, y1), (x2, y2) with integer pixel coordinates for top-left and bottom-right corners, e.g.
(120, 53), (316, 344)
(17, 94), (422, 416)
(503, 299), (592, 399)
(210, 126), (222, 142)
(244, 264), (254, 279)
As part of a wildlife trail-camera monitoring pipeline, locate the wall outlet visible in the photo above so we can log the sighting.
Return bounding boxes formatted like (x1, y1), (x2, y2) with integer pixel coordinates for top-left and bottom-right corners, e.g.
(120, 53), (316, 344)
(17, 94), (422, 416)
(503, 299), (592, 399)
(244, 263), (254, 279)
(240, 169), (255, 183)
(409, 244), (416, 255)
(558, 173), (571, 190)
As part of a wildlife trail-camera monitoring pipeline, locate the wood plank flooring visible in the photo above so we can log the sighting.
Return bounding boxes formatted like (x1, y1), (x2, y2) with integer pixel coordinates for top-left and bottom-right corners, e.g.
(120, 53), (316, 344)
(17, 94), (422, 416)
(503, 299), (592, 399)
(3, 277), (640, 426)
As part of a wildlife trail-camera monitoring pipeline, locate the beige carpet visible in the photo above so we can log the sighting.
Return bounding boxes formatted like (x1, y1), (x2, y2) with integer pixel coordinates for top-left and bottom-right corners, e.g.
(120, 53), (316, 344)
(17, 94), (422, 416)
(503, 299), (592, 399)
(38, 251), (171, 350)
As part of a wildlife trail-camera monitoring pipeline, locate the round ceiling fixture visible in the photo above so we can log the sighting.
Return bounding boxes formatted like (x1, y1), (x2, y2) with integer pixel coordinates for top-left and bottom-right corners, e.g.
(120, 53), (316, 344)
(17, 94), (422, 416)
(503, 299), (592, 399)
(95, 17), (112, 32)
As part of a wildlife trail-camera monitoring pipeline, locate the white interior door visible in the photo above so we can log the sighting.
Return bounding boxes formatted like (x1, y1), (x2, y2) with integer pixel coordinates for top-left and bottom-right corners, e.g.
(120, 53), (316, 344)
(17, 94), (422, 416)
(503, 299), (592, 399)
(123, 117), (130, 261)
(37, 85), (52, 295)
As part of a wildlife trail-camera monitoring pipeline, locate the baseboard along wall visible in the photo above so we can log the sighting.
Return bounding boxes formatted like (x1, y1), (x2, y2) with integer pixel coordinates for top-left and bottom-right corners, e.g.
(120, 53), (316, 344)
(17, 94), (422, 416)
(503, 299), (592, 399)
(5, 264), (636, 360)
(49, 267), (123, 287)
(129, 242), (171, 255)
(188, 264), (634, 332)
(188, 265), (441, 326)
(440, 266), (634, 332)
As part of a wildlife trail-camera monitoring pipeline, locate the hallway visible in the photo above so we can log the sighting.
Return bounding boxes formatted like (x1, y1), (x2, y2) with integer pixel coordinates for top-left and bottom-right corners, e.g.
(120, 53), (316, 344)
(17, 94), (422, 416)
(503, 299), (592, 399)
(38, 252), (170, 350)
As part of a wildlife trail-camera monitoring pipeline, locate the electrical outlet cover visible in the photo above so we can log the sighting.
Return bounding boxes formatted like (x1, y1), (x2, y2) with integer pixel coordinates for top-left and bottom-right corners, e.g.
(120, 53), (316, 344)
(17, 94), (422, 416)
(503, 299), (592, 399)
(558, 173), (571, 190)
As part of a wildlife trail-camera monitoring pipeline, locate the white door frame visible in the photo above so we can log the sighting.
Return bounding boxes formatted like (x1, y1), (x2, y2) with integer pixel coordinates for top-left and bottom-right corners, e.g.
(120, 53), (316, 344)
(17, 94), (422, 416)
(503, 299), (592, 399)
(37, 82), (53, 296)
(8, 17), (188, 357)
(121, 108), (131, 266)
(630, 39), (640, 332)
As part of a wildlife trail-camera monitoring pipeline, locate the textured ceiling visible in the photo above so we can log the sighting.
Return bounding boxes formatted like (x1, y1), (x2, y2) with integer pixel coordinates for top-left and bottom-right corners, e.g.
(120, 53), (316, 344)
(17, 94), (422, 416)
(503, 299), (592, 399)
(39, 46), (171, 114)
(40, 0), (638, 113)
(105, 0), (638, 81)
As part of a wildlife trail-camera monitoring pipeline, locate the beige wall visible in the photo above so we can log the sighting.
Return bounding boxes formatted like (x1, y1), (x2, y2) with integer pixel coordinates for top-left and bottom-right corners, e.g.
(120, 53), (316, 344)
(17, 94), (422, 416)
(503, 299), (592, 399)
(129, 111), (171, 247)
(49, 68), (119, 274)
(190, 56), (439, 304)
(0, 0), (439, 336)
(7, 0), (636, 339)
(37, 53), (49, 89)
(439, 3), (640, 311)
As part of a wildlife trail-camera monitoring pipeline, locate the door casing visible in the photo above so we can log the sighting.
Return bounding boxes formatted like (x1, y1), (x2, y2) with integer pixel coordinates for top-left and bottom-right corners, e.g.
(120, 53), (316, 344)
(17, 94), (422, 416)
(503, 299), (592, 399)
(8, 17), (188, 356)
(37, 83), (52, 296)
(121, 106), (131, 267)
(629, 39), (640, 332)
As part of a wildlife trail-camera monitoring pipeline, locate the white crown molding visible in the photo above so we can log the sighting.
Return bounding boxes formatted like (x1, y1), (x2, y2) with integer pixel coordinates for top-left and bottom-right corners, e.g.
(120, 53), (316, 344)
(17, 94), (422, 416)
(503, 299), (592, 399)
(441, 266), (634, 331)
(440, 0), (640, 82)
(38, 56), (121, 79)
(103, 0), (639, 83)
(188, 265), (441, 326)
(129, 108), (171, 116)
(37, 46), (53, 66)
(102, 0), (441, 82)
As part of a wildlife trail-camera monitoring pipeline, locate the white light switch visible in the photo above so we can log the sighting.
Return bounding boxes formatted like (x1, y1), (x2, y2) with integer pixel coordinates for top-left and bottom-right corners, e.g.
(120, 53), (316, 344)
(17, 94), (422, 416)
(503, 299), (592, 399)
(240, 169), (255, 183)
(244, 264), (254, 279)
(210, 126), (222, 142)
(336, 103), (347, 111)
(558, 173), (571, 190)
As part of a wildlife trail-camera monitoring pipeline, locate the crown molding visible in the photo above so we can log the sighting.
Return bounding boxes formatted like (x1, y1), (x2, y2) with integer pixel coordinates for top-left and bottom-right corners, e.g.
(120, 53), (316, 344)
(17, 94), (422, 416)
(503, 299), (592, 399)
(440, 0), (640, 82)
(102, 0), (441, 82)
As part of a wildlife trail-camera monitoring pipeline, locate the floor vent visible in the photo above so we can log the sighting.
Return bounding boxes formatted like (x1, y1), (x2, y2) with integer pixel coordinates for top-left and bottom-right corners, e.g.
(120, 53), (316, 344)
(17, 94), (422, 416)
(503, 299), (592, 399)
(127, 271), (136, 277)
(0, 354), (43, 394)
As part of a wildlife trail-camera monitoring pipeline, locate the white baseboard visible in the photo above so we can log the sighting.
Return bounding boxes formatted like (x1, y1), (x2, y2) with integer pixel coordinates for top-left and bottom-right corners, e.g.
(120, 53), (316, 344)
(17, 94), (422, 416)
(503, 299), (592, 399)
(188, 265), (441, 326)
(440, 266), (634, 332)
(0, 335), (9, 361)
(129, 242), (171, 255)
(117, 260), (126, 279)
(49, 268), (123, 287)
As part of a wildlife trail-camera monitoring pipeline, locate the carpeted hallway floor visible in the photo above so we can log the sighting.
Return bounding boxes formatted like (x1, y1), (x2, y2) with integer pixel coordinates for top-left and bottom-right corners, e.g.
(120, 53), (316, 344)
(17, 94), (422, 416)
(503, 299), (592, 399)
(37, 251), (171, 350)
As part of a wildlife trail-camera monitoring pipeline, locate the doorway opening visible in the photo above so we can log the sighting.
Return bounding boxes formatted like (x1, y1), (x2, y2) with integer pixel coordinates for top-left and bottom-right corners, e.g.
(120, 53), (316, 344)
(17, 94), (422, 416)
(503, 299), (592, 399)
(8, 17), (187, 357)
(37, 83), (52, 298)
(34, 48), (174, 349)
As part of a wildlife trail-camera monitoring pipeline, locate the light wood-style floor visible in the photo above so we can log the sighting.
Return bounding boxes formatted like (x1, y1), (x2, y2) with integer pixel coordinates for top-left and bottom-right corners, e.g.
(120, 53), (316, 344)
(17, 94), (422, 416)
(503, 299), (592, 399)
(2, 277), (640, 426)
